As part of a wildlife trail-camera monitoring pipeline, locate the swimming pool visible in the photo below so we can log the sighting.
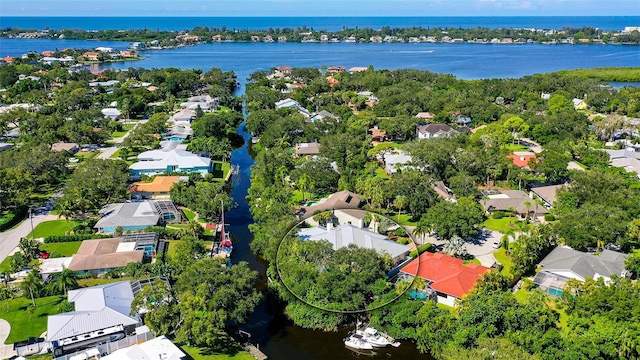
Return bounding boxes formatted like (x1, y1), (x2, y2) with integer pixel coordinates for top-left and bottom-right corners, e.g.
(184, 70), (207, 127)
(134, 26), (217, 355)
(547, 287), (563, 297)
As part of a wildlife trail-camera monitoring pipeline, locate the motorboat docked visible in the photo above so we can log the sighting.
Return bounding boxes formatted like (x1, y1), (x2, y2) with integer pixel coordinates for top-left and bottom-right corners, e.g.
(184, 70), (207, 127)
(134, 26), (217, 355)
(355, 327), (401, 348)
(343, 334), (373, 350)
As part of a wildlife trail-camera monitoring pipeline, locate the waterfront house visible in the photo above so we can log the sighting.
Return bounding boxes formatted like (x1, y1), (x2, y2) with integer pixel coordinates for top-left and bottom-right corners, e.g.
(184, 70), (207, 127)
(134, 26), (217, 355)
(129, 149), (212, 176)
(298, 190), (362, 220)
(400, 252), (492, 306)
(94, 202), (160, 233)
(349, 67), (369, 73)
(416, 123), (456, 140)
(82, 51), (100, 61)
(47, 281), (140, 345)
(298, 223), (411, 264)
(129, 176), (187, 200)
(327, 66), (346, 74)
(68, 237), (145, 275)
(533, 247), (629, 297)
(95, 47), (113, 53)
(275, 98), (310, 117)
(212, 34), (222, 42)
(101, 335), (185, 360)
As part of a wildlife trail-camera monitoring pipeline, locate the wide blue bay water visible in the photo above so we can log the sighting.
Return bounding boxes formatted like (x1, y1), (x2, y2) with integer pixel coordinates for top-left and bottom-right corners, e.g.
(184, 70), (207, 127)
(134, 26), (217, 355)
(3, 39), (638, 81)
(2, 16), (640, 31)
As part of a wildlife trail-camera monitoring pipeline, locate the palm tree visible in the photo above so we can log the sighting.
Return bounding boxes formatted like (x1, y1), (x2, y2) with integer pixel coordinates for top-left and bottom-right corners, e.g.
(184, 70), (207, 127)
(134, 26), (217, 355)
(443, 236), (467, 258)
(53, 267), (79, 295)
(523, 200), (532, 224)
(19, 237), (40, 261)
(394, 195), (407, 224)
(413, 221), (429, 245)
(21, 270), (42, 308)
(507, 206), (517, 226)
(55, 197), (75, 232)
(298, 173), (311, 203)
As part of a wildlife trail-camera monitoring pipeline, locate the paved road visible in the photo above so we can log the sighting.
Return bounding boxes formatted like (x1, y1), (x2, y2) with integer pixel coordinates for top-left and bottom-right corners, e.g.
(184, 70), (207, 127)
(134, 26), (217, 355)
(0, 197), (56, 265)
(0, 319), (16, 358)
(97, 121), (141, 160)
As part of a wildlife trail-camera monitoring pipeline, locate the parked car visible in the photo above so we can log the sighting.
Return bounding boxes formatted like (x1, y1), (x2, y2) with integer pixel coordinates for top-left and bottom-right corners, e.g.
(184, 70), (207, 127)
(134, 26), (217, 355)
(492, 241), (501, 249)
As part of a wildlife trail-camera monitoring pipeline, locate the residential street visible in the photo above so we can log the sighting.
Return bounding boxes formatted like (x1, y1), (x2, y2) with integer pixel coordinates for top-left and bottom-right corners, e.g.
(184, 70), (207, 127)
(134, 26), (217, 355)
(0, 196), (57, 265)
(0, 319), (16, 358)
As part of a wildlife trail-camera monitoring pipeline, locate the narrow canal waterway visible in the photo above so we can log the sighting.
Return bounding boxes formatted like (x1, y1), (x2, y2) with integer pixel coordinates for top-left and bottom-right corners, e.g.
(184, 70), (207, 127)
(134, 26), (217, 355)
(223, 85), (432, 359)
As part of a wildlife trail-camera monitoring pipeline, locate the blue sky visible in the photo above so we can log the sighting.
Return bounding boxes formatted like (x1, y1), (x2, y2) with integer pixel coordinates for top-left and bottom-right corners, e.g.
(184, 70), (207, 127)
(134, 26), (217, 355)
(1, 0), (639, 17)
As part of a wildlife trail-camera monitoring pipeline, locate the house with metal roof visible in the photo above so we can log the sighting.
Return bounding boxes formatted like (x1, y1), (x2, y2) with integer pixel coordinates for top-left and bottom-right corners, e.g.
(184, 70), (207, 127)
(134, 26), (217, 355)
(129, 149), (212, 176)
(294, 142), (321, 157)
(400, 252), (492, 306)
(47, 281), (140, 344)
(533, 246), (629, 297)
(275, 98), (311, 117)
(297, 223), (411, 264)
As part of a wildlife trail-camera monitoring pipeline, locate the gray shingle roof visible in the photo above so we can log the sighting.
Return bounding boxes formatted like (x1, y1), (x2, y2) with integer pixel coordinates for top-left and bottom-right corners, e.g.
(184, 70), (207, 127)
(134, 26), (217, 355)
(539, 247), (628, 280)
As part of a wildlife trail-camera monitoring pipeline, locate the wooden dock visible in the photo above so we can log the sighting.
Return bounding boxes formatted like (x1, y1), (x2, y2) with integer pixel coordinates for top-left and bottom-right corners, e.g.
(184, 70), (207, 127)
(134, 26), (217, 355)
(244, 344), (268, 360)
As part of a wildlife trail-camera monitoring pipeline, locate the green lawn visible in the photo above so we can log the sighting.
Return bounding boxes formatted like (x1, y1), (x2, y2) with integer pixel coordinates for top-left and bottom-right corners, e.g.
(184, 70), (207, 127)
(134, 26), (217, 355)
(291, 190), (319, 204)
(463, 258), (482, 266)
(0, 210), (19, 226)
(502, 143), (530, 152)
(437, 303), (455, 313)
(109, 149), (121, 159)
(183, 208), (197, 221)
(40, 242), (82, 257)
(30, 220), (81, 238)
(210, 161), (231, 182)
(181, 345), (254, 360)
(481, 218), (530, 234)
(112, 124), (135, 138)
(493, 247), (513, 277)
(514, 288), (529, 303)
(0, 256), (12, 273)
(164, 240), (180, 258)
(0, 295), (65, 344)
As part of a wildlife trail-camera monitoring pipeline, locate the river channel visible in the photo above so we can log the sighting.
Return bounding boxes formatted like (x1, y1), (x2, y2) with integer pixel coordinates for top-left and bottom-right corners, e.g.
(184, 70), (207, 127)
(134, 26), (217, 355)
(223, 83), (432, 358)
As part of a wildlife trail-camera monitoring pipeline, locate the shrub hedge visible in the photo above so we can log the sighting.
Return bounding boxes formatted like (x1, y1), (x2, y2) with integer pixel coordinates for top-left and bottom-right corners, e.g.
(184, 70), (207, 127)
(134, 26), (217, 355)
(409, 243), (433, 258)
(44, 234), (112, 243)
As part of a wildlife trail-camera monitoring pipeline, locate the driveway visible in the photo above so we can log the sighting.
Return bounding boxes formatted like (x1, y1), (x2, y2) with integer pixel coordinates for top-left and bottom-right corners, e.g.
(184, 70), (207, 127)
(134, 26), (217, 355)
(407, 226), (501, 267)
(0, 319), (16, 358)
(0, 195), (58, 264)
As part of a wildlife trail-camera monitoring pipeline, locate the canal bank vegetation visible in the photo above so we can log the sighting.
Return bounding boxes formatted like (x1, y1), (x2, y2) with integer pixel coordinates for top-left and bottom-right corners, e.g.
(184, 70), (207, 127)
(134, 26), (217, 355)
(245, 66), (640, 358)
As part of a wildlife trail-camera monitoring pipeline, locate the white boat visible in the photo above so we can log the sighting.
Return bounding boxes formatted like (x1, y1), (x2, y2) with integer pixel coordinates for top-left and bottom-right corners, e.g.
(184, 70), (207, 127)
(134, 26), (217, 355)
(356, 327), (400, 348)
(343, 334), (373, 350)
(213, 201), (233, 258)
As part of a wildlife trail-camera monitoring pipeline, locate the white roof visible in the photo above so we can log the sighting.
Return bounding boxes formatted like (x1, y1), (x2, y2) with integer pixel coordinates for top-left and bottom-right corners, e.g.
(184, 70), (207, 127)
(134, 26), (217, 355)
(101, 335), (185, 360)
(47, 281), (139, 342)
(275, 98), (300, 109)
(130, 149), (210, 172)
(572, 98), (584, 105)
(102, 108), (122, 116)
(40, 257), (73, 275)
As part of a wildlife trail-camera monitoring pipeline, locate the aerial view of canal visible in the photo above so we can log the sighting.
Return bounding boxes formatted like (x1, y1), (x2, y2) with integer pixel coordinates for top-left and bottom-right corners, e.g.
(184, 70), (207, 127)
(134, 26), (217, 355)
(2, 33), (638, 358)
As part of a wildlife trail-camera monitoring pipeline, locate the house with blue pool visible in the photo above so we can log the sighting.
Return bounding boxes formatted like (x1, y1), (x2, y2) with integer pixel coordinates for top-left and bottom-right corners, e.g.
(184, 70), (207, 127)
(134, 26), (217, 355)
(129, 149), (211, 176)
(94, 200), (182, 234)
